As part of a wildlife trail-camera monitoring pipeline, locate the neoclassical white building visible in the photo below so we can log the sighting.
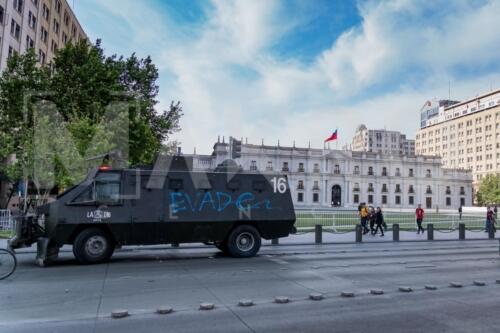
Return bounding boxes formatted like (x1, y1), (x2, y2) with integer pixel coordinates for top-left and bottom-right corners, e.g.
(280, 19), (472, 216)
(189, 138), (473, 210)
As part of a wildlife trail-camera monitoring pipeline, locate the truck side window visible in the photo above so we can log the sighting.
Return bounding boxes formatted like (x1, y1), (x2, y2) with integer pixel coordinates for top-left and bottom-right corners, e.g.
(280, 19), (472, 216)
(95, 173), (121, 203)
(71, 172), (121, 204)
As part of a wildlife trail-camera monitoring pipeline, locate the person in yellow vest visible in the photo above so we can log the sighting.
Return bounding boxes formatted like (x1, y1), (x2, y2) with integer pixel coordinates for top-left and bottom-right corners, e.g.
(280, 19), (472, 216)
(359, 203), (370, 234)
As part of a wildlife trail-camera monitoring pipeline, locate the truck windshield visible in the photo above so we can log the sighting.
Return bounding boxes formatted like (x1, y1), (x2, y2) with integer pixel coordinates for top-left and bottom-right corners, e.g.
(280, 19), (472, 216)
(72, 172), (121, 204)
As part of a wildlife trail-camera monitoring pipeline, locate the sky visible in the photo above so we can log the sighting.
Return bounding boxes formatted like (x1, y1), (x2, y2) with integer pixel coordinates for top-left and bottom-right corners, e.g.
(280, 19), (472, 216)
(72, 0), (500, 154)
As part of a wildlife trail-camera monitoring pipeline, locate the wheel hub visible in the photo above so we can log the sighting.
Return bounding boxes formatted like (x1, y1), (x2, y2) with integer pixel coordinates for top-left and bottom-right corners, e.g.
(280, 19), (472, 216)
(85, 236), (107, 257)
(236, 232), (255, 252)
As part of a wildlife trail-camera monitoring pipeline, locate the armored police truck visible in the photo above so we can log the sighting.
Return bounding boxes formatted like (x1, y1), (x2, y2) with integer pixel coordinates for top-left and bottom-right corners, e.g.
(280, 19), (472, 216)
(9, 156), (296, 265)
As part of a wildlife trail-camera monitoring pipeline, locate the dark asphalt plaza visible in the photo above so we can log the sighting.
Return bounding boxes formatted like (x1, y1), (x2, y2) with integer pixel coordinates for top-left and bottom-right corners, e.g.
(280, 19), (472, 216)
(1, 239), (500, 333)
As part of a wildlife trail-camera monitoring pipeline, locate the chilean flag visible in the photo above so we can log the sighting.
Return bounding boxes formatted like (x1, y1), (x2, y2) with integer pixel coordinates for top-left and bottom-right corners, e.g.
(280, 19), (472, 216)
(324, 129), (338, 142)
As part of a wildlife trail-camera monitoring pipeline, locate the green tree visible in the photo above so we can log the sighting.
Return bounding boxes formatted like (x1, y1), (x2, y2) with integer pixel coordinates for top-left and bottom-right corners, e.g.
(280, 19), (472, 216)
(0, 40), (182, 208)
(476, 174), (500, 205)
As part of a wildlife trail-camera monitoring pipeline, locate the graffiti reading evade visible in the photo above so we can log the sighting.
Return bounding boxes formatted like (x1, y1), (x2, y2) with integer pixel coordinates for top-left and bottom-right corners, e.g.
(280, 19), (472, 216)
(170, 191), (272, 214)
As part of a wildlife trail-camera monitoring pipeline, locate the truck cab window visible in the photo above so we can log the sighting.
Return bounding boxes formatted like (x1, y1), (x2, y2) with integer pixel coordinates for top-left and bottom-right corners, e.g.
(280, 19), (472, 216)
(72, 172), (121, 204)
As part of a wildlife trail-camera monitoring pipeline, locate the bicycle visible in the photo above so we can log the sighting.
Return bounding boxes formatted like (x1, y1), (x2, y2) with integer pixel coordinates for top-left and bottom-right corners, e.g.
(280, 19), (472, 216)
(0, 248), (17, 280)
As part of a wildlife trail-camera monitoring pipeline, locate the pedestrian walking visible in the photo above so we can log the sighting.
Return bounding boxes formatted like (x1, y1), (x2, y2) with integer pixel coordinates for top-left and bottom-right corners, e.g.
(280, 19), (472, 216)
(369, 206), (376, 235)
(373, 207), (385, 236)
(485, 206), (490, 232)
(486, 206), (496, 234)
(494, 206), (498, 220)
(458, 205), (462, 220)
(359, 203), (369, 234)
(416, 204), (425, 234)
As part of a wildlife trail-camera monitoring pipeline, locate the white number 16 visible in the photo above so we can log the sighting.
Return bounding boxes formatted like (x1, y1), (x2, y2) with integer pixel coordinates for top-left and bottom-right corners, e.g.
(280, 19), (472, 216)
(271, 177), (287, 193)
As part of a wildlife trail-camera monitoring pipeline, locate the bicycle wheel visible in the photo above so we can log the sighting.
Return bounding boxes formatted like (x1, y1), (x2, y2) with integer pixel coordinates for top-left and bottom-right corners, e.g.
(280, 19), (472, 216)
(0, 248), (17, 280)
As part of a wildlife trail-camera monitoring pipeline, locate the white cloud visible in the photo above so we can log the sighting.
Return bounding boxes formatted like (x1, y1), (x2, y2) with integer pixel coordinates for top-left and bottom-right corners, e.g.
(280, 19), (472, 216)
(76, 0), (500, 155)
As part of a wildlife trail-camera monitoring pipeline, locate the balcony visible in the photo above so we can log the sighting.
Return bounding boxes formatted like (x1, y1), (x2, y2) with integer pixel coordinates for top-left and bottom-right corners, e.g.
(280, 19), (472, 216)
(408, 188), (414, 194)
(445, 189), (451, 195)
(368, 187), (374, 192)
(395, 172), (401, 177)
(381, 172), (388, 177)
(282, 167), (289, 172)
(425, 173), (432, 178)
(426, 189), (433, 194)
(334, 169), (340, 175)
(297, 185), (304, 190)
(409, 172), (414, 177)
(381, 187), (388, 193)
(298, 167), (305, 172)
(460, 190), (465, 195)
(395, 188), (401, 193)
(312, 185), (320, 191)
(353, 187), (360, 192)
(313, 168), (320, 173)
(368, 171), (374, 176)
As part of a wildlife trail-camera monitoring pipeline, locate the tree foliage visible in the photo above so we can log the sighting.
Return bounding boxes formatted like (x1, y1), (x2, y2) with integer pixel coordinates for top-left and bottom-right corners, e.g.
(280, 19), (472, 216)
(0, 41), (182, 206)
(476, 174), (500, 206)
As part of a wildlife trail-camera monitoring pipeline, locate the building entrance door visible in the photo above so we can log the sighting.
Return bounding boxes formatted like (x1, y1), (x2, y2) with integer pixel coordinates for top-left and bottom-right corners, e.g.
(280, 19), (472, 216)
(426, 197), (432, 209)
(331, 185), (341, 207)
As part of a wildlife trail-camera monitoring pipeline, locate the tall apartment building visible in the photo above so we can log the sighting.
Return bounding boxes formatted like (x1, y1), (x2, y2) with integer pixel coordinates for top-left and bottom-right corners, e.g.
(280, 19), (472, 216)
(351, 124), (416, 156)
(415, 88), (500, 188)
(0, 0), (87, 70)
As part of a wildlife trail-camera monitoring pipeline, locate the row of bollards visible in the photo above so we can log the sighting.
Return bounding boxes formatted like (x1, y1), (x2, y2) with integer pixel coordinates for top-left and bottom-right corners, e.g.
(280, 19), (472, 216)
(111, 279), (500, 318)
(269, 223), (497, 245)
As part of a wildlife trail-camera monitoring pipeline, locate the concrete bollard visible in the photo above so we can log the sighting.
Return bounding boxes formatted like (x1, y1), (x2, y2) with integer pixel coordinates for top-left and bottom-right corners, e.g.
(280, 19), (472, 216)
(488, 227), (495, 240)
(315, 225), (322, 244)
(393, 224), (399, 242)
(355, 224), (363, 243)
(459, 223), (465, 240)
(427, 224), (434, 241)
(272, 238), (279, 245)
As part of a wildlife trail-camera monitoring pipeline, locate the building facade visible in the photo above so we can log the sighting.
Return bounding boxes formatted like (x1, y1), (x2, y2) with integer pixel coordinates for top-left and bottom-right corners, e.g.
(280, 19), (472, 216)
(415, 89), (500, 187)
(351, 124), (415, 156)
(190, 139), (473, 210)
(0, 0), (87, 70)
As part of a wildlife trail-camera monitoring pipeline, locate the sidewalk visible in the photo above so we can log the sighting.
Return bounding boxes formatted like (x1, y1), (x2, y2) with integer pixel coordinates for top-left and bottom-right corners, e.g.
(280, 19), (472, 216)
(1, 229), (495, 253)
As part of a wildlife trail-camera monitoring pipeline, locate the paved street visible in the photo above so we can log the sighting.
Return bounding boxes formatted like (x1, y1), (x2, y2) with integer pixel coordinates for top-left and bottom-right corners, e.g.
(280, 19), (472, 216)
(1, 239), (500, 333)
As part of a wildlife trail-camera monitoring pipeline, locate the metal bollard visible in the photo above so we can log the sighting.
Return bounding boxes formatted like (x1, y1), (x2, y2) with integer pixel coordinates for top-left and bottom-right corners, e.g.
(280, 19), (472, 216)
(393, 224), (399, 242)
(355, 224), (363, 243)
(459, 223), (465, 240)
(272, 238), (279, 245)
(488, 227), (495, 240)
(315, 224), (322, 244)
(427, 224), (434, 240)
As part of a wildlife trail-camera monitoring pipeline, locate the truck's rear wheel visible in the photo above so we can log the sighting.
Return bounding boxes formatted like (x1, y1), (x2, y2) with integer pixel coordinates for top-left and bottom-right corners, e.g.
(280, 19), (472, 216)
(73, 228), (114, 264)
(226, 225), (261, 258)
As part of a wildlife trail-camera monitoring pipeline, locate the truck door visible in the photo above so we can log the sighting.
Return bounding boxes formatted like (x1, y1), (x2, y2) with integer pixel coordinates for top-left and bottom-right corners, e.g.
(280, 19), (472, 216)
(129, 173), (166, 244)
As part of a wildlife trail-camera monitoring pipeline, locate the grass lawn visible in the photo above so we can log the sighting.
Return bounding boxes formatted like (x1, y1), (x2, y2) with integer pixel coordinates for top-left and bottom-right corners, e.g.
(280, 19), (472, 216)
(0, 230), (12, 239)
(295, 211), (485, 231)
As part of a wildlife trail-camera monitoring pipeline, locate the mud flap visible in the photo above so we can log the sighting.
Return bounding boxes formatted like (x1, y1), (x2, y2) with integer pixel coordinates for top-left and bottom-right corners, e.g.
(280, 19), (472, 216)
(36, 238), (59, 267)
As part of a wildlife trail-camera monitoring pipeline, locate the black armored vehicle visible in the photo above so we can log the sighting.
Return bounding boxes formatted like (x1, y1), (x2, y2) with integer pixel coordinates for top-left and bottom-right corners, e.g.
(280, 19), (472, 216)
(9, 156), (296, 265)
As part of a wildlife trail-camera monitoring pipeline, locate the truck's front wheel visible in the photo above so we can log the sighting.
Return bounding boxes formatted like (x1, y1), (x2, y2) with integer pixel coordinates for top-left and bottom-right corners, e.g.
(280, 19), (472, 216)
(73, 228), (114, 264)
(226, 225), (261, 258)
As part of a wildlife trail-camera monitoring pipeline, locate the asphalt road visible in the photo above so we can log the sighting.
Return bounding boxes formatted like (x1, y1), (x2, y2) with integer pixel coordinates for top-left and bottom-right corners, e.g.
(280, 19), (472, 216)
(1, 240), (500, 333)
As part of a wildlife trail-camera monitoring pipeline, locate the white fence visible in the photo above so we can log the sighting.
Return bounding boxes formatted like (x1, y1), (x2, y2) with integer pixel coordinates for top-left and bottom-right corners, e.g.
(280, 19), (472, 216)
(0, 210), (13, 231)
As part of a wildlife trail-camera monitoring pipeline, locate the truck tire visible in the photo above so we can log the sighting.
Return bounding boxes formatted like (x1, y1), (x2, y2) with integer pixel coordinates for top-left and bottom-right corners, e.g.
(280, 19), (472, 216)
(226, 225), (261, 258)
(73, 228), (115, 264)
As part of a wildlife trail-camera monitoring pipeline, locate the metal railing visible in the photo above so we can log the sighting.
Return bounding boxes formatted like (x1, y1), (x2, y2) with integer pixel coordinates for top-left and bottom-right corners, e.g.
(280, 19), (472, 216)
(295, 209), (486, 232)
(0, 210), (13, 231)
